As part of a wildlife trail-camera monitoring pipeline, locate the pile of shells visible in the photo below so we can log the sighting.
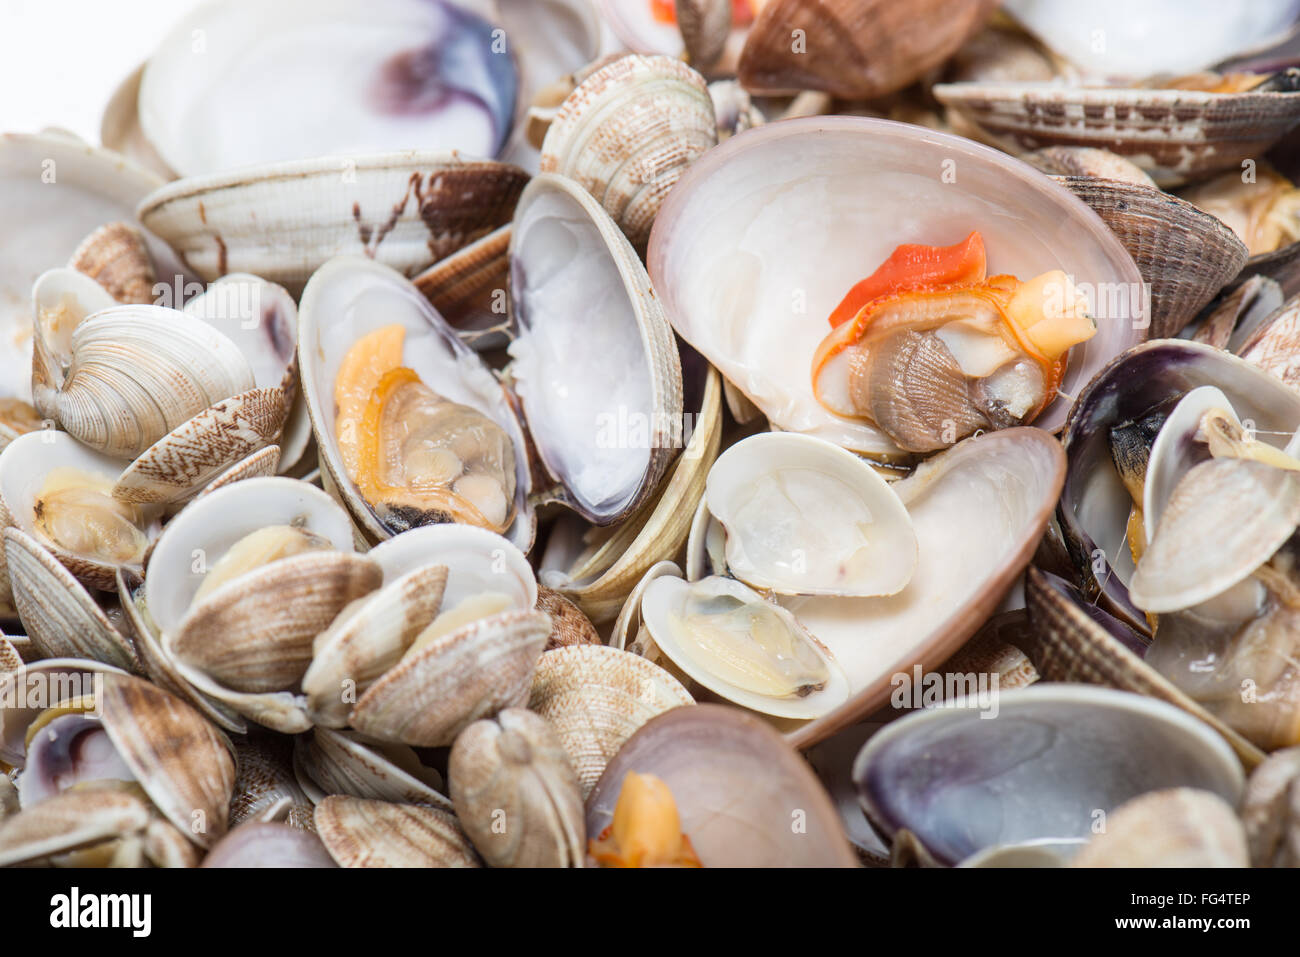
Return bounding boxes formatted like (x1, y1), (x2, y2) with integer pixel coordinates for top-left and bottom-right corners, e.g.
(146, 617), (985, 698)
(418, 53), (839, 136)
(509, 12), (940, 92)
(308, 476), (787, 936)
(5, 0), (1300, 872)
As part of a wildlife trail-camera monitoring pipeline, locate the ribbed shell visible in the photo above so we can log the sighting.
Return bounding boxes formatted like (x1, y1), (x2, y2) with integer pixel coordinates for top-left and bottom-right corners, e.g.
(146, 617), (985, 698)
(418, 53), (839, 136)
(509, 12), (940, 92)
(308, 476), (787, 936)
(99, 672), (237, 849)
(537, 587), (601, 650)
(449, 708), (584, 867)
(540, 56), (717, 250)
(412, 225), (513, 350)
(1023, 567), (1265, 768)
(169, 551), (383, 693)
(1240, 747), (1300, 867)
(349, 609), (551, 747)
(934, 82), (1300, 186)
(229, 734), (314, 828)
(3, 527), (138, 669)
(69, 221), (156, 304)
(40, 306), (255, 459)
(739, 0), (998, 98)
(303, 562), (449, 727)
(1053, 175), (1248, 338)
(294, 727), (451, 810)
(314, 796), (479, 868)
(197, 444), (282, 497)
(527, 644), (693, 797)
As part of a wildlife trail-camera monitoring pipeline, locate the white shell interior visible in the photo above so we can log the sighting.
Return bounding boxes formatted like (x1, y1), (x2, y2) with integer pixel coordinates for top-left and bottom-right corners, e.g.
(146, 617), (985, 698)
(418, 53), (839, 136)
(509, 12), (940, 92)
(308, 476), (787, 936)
(184, 274), (298, 390)
(297, 256), (532, 550)
(705, 432), (917, 597)
(144, 477), (358, 637)
(508, 179), (658, 519)
(648, 117), (1143, 453)
(366, 524), (537, 612)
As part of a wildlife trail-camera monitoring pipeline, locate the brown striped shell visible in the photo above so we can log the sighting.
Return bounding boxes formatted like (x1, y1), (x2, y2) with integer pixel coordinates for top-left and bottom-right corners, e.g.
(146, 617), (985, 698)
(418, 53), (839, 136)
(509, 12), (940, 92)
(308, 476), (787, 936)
(313, 796), (479, 868)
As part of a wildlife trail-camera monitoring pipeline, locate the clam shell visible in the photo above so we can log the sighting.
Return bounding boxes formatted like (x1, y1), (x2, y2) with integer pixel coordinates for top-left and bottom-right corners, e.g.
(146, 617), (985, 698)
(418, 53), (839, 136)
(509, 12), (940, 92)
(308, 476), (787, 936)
(1072, 788), (1249, 868)
(349, 609), (551, 746)
(508, 173), (683, 525)
(0, 658), (129, 767)
(138, 153), (528, 296)
(540, 56), (717, 250)
(412, 225), (514, 351)
(199, 444), (283, 496)
(1022, 567), (1265, 768)
(1052, 176), (1248, 338)
(527, 644), (693, 797)
(229, 734), (314, 828)
(587, 704), (857, 867)
(297, 256), (534, 551)
(537, 587), (600, 650)
(313, 795), (479, 868)
(1022, 146), (1157, 186)
(449, 708), (584, 867)
(0, 785), (152, 868)
(294, 727), (451, 810)
(1240, 747), (1300, 867)
(739, 0), (998, 98)
(201, 821), (337, 868)
(854, 685), (1245, 866)
(934, 81), (1300, 186)
(98, 672), (236, 849)
(3, 527), (138, 670)
(648, 117), (1144, 455)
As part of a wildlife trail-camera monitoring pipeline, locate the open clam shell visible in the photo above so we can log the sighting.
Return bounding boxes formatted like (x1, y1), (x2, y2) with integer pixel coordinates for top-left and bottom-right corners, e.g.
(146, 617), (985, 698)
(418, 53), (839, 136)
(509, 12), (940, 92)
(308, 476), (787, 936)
(688, 428), (1062, 748)
(648, 117), (1144, 457)
(934, 81), (1300, 187)
(738, 0), (998, 99)
(138, 152), (528, 296)
(298, 256), (535, 551)
(586, 704), (857, 867)
(853, 686), (1245, 866)
(1058, 339), (1300, 631)
(508, 173), (683, 525)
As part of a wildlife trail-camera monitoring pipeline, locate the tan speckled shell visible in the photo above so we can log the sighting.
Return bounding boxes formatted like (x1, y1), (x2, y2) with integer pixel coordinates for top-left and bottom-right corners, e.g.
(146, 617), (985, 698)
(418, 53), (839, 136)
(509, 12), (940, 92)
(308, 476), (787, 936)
(314, 796), (479, 868)
(229, 734), (314, 829)
(0, 785), (152, 867)
(168, 551), (382, 694)
(1072, 788), (1249, 867)
(1052, 176), (1248, 338)
(294, 727), (451, 810)
(537, 587), (600, 650)
(527, 644), (693, 798)
(540, 56), (717, 250)
(349, 609), (551, 747)
(99, 672), (236, 849)
(449, 708), (584, 868)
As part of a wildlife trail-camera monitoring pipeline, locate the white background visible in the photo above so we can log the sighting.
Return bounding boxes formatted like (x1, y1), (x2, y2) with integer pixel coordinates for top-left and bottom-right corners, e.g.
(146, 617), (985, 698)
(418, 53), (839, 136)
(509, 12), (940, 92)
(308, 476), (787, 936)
(0, 0), (207, 143)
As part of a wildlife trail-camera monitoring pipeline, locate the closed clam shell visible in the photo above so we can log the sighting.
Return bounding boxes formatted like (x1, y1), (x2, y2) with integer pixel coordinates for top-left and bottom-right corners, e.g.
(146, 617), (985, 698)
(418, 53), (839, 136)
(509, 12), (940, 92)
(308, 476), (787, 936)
(1072, 788), (1249, 868)
(3, 527), (138, 669)
(934, 81), (1300, 187)
(69, 221), (155, 304)
(739, 0), (998, 98)
(198, 444), (282, 496)
(527, 644), (693, 797)
(98, 672), (237, 849)
(350, 609), (552, 747)
(1240, 747), (1300, 867)
(1050, 176), (1248, 338)
(1022, 567), (1265, 768)
(449, 708), (584, 867)
(540, 55), (717, 250)
(587, 704), (857, 867)
(313, 795), (479, 868)
(138, 153), (528, 296)
(168, 550), (383, 694)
